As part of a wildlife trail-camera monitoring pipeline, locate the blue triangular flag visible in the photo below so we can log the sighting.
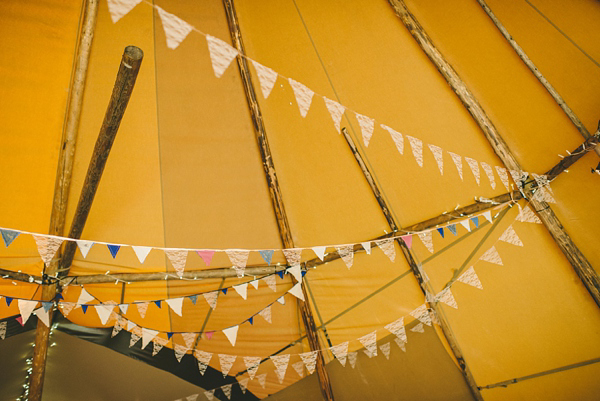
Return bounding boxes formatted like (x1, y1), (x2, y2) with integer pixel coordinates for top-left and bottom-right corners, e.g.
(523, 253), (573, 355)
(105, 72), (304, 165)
(301, 270), (307, 277)
(107, 244), (121, 258)
(221, 288), (228, 295)
(189, 295), (197, 305)
(55, 294), (64, 301)
(437, 227), (444, 238)
(447, 224), (457, 236)
(259, 250), (274, 265)
(5, 297), (13, 307)
(81, 304), (89, 314)
(248, 316), (253, 325)
(154, 300), (161, 308)
(167, 332), (173, 339)
(277, 271), (284, 279)
(42, 302), (53, 312)
(1, 229), (20, 247)
(470, 217), (479, 228)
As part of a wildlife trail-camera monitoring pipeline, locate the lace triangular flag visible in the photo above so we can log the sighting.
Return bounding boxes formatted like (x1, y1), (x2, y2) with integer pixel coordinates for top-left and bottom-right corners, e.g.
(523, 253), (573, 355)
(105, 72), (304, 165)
(374, 238), (395, 262)
(181, 332), (197, 349)
(0, 321), (6, 339)
(324, 97), (345, 133)
(457, 266), (483, 289)
(435, 288), (458, 309)
(129, 332), (141, 348)
(203, 291), (218, 310)
(394, 337), (407, 352)
(226, 250), (250, 268)
(509, 169), (528, 189)
(336, 245), (354, 268)
(358, 331), (377, 358)
(141, 328), (158, 349)
(384, 317), (407, 344)
(282, 248), (302, 267)
(428, 144), (444, 175)
(292, 361), (305, 377)
(194, 350), (213, 375)
(348, 351), (358, 368)
(219, 354), (236, 377)
(166, 297), (184, 316)
(499, 225), (523, 246)
(206, 35), (239, 77)
(495, 166), (510, 190)
(174, 344), (189, 363)
(76, 240), (94, 258)
(448, 152), (463, 180)
(380, 342), (391, 360)
(517, 205), (542, 224)
(417, 231), (434, 253)
(356, 113), (375, 147)
(243, 356), (261, 380)
(165, 249), (187, 277)
(251, 61), (277, 99)
(204, 390), (215, 401)
(270, 354), (290, 383)
(223, 325), (239, 346)
(156, 6), (192, 50)
(465, 157), (480, 185)
(288, 282), (305, 302)
(411, 322), (425, 333)
(111, 318), (123, 338)
(380, 124), (403, 155)
(264, 275), (276, 292)
(33, 235), (63, 267)
(95, 304), (114, 325)
(479, 246), (503, 265)
(233, 283), (248, 300)
(410, 304), (432, 326)
(299, 351), (318, 375)
(257, 373), (267, 389)
(312, 246), (326, 261)
(136, 302), (149, 318)
(106, 0), (141, 23)
(238, 378), (249, 394)
(152, 336), (167, 356)
(406, 135), (423, 167)
(330, 341), (349, 366)
(258, 305), (272, 323)
(288, 78), (314, 118)
(481, 162), (496, 189)
(221, 384), (232, 400)
(186, 395), (199, 401)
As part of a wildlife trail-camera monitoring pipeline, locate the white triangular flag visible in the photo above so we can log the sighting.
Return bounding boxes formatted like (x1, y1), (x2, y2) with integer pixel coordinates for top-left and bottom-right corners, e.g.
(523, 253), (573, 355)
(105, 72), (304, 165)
(131, 246), (152, 263)
(330, 341), (349, 366)
(174, 344), (189, 363)
(348, 351), (358, 368)
(77, 288), (95, 305)
(417, 231), (434, 253)
(264, 275), (276, 292)
(33, 235), (63, 267)
(380, 124), (403, 155)
(250, 279), (259, 290)
(356, 113), (375, 147)
(380, 342), (391, 360)
(221, 384), (232, 400)
(76, 240), (94, 258)
(95, 304), (114, 325)
(411, 322), (425, 333)
(375, 238), (395, 262)
(336, 245), (354, 268)
(126, 320), (137, 331)
(312, 246), (326, 261)
(483, 210), (493, 223)
(361, 241), (371, 255)
(428, 144), (444, 175)
(299, 351), (318, 375)
(243, 356), (261, 380)
(288, 282), (305, 302)
(136, 302), (149, 318)
(410, 304), (432, 326)
(495, 166), (510, 190)
(165, 249), (188, 277)
(204, 390), (215, 401)
(435, 288), (458, 309)
(292, 361), (305, 377)
(166, 297), (184, 317)
(107, 0), (142, 23)
(517, 205), (542, 224)
(223, 325), (239, 346)
(203, 291), (218, 310)
(238, 378), (249, 394)
(499, 225), (523, 246)
(459, 219), (471, 232)
(219, 354), (236, 377)
(194, 350), (213, 375)
(384, 317), (407, 344)
(270, 354), (290, 383)
(233, 283), (248, 300)
(448, 152), (463, 180)
(141, 328), (158, 349)
(288, 264), (302, 283)
(465, 157), (480, 185)
(257, 373), (267, 389)
(324, 97), (345, 133)
(288, 78), (314, 117)
(258, 305), (272, 323)
(226, 250), (250, 268)
(118, 304), (129, 315)
(358, 331), (377, 358)
(251, 61), (278, 99)
(406, 136), (423, 167)
(156, 6), (192, 50)
(457, 266), (483, 289)
(34, 307), (50, 327)
(481, 162), (496, 189)
(479, 246), (503, 265)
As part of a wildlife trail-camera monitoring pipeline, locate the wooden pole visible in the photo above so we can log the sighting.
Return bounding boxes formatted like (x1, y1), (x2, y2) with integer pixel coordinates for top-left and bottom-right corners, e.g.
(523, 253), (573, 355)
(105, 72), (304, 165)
(475, 0), (600, 158)
(221, 1), (334, 399)
(28, 45), (143, 400)
(388, 0), (600, 309)
(341, 128), (485, 401)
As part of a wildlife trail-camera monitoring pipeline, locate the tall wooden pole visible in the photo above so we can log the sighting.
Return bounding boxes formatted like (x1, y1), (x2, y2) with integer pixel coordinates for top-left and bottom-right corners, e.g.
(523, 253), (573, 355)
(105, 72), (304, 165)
(387, 0), (600, 309)
(221, 1), (335, 399)
(28, 45), (143, 401)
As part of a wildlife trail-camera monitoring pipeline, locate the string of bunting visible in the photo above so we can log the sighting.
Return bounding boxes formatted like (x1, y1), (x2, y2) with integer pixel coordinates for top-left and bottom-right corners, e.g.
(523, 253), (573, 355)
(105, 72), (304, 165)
(103, 0), (560, 203)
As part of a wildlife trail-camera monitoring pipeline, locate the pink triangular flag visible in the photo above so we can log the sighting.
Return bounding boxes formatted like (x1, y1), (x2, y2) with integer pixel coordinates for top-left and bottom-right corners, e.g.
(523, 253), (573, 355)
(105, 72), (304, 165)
(35, 307), (50, 327)
(264, 275), (276, 292)
(401, 235), (413, 248)
(196, 250), (215, 266)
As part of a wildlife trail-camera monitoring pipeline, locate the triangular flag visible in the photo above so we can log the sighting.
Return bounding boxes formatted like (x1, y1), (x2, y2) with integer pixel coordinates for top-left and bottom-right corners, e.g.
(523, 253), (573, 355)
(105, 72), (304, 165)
(131, 246), (152, 263)
(264, 275), (276, 292)
(247, 316), (254, 324)
(483, 210), (493, 223)
(204, 331), (213, 340)
(221, 384), (233, 400)
(174, 344), (189, 363)
(107, 244), (120, 258)
(336, 245), (354, 268)
(457, 267), (483, 290)
(384, 317), (407, 344)
(437, 227), (444, 238)
(60, 302), (75, 317)
(394, 337), (407, 352)
(0, 321), (7, 339)
(223, 325), (239, 346)
(406, 135), (423, 167)
(238, 378), (250, 394)
(517, 206), (542, 224)
(479, 246), (503, 265)
(259, 250), (274, 265)
(194, 350), (213, 375)
(282, 248), (302, 267)
(42, 302), (53, 313)
(76, 240), (94, 258)
(5, 297), (13, 307)
(401, 235), (412, 248)
(15, 316), (24, 326)
(374, 239), (395, 262)
(330, 341), (349, 366)
(219, 354), (236, 377)
(226, 250), (250, 268)
(288, 282), (305, 301)
(165, 249), (187, 277)
(356, 113), (375, 147)
(495, 166), (510, 190)
(206, 35), (238, 78)
(186, 395), (199, 401)
(292, 361), (305, 377)
(447, 224), (457, 236)
(299, 351), (318, 375)
(95, 304), (114, 325)
(204, 390), (215, 401)
(166, 297), (184, 316)
(1, 229), (20, 247)
(33, 235), (63, 267)
(417, 231), (434, 253)
(288, 78), (314, 117)
(203, 291), (218, 310)
(509, 170), (528, 189)
(448, 152), (463, 180)
(470, 216), (479, 228)
(460, 219), (471, 232)
(380, 342), (391, 360)
(380, 124), (403, 155)
(181, 332), (197, 348)
(258, 305), (272, 323)
(499, 225), (523, 246)
(270, 354), (290, 383)
(81, 304), (89, 314)
(348, 351), (358, 368)
(141, 328), (158, 349)
(435, 288), (458, 309)
(136, 302), (149, 318)
(77, 288), (95, 305)
(106, 0), (141, 24)
(465, 157), (480, 185)
(249, 280), (259, 290)
(361, 242), (371, 255)
(251, 61), (278, 99)
(34, 307), (50, 327)
(481, 162), (496, 189)
(428, 144), (444, 175)
(243, 356), (261, 380)
(358, 331), (377, 358)
(233, 283), (248, 300)
(154, 298), (162, 307)
(196, 250), (215, 266)
(287, 264), (302, 283)
(189, 295), (198, 305)
(410, 304), (432, 326)
(410, 322), (425, 333)
(277, 271), (284, 280)
(324, 97), (345, 133)
(126, 320), (137, 331)
(156, 6), (192, 50)
(312, 246), (327, 261)
(257, 373), (267, 389)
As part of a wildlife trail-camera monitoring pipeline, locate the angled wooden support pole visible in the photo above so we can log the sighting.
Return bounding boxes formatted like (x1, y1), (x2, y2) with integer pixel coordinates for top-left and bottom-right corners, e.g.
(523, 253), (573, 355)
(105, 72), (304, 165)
(221, 1), (334, 399)
(28, 45), (143, 401)
(388, 0), (600, 308)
